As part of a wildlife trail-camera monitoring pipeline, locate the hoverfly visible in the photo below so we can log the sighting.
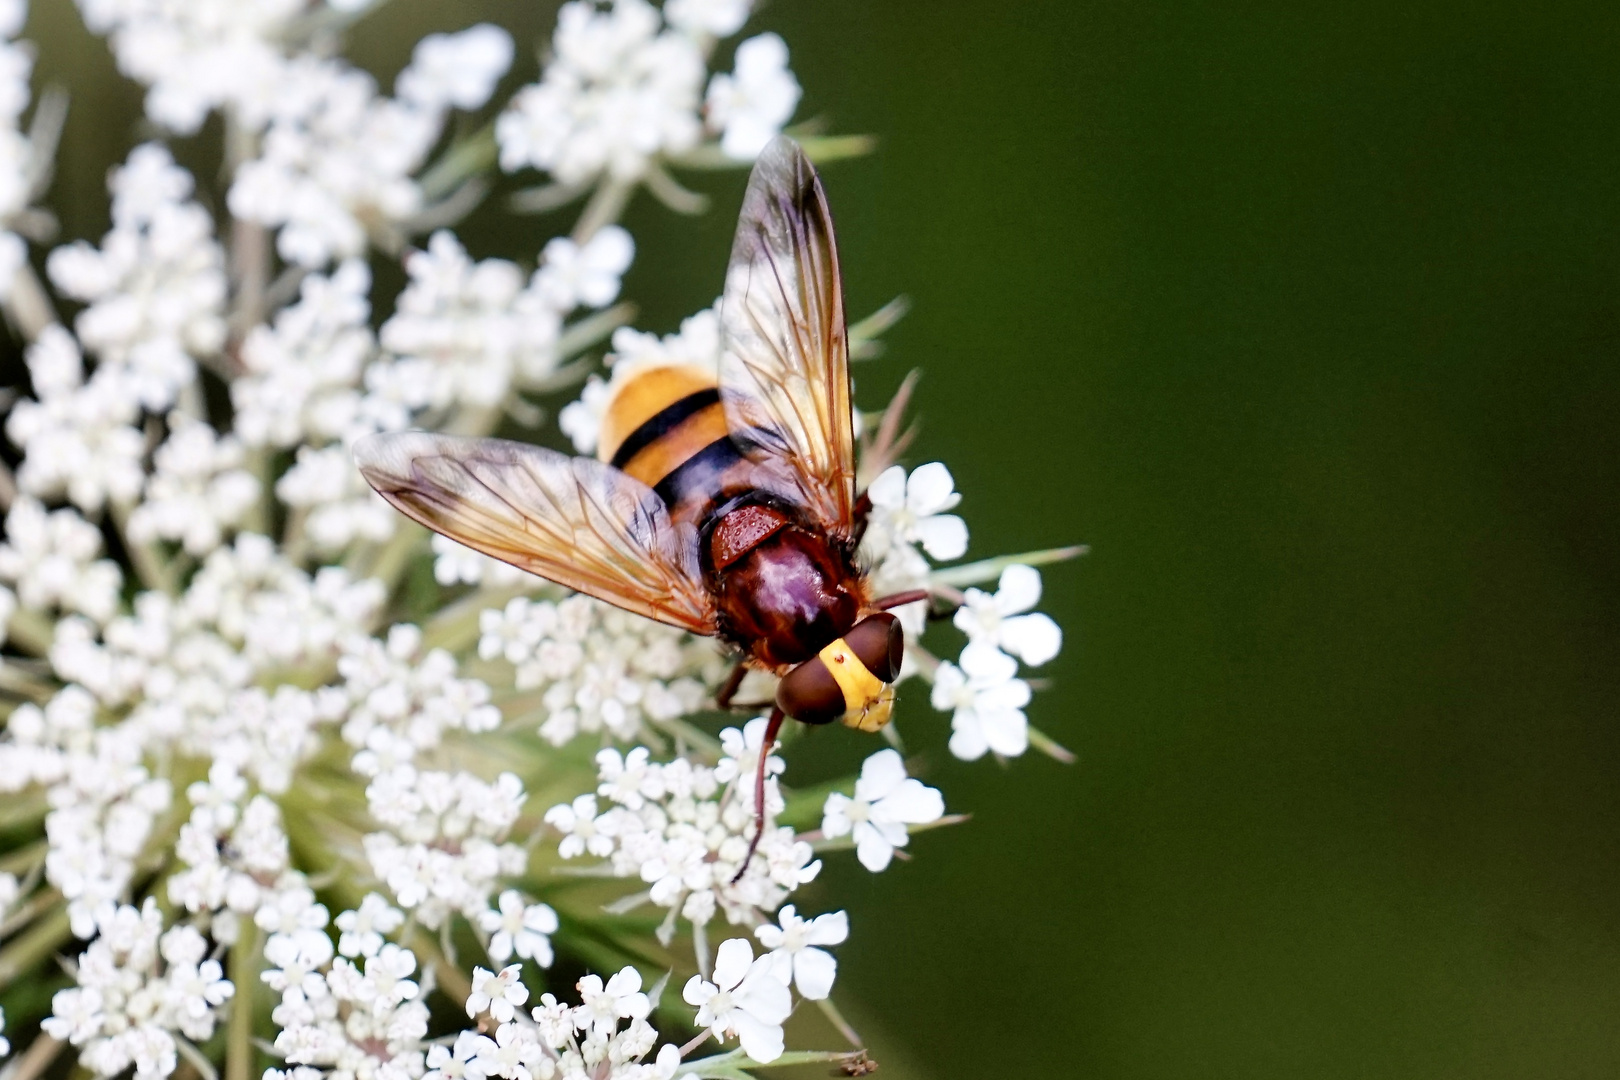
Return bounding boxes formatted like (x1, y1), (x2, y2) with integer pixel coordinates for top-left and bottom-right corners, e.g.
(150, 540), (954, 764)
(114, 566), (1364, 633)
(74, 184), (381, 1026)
(355, 138), (930, 874)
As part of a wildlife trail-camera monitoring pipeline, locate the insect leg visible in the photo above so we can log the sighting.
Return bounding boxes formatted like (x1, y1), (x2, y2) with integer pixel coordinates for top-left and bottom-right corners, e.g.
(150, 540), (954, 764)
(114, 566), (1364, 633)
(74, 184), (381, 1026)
(714, 659), (750, 710)
(873, 589), (929, 611)
(730, 704), (787, 885)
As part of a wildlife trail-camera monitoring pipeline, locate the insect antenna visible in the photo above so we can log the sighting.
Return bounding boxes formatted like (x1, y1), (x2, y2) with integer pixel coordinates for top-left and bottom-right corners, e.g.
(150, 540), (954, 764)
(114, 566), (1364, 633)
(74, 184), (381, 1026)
(730, 705), (787, 885)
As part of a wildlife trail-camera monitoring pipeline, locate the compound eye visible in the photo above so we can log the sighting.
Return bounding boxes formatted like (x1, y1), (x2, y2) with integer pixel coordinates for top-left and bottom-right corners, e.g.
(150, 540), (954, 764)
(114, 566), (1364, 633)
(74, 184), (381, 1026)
(776, 657), (845, 725)
(844, 612), (904, 683)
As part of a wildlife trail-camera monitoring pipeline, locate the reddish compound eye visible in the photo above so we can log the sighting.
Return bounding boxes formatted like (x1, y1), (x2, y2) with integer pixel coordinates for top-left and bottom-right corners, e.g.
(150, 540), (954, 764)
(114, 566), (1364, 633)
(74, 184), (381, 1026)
(844, 612), (903, 682)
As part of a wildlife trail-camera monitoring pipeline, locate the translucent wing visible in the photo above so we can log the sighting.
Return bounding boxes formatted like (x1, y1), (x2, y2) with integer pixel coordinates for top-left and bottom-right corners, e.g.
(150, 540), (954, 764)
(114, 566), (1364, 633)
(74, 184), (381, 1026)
(354, 432), (718, 634)
(720, 137), (857, 537)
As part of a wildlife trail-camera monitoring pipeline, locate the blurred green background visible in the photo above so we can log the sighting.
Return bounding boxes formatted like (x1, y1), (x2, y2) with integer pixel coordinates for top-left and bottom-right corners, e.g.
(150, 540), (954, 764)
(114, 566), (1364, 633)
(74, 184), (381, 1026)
(22, 0), (1620, 1077)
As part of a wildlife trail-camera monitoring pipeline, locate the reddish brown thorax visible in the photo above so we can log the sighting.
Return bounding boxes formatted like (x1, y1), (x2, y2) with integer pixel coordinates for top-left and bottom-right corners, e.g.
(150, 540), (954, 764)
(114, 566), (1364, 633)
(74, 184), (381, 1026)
(708, 503), (862, 669)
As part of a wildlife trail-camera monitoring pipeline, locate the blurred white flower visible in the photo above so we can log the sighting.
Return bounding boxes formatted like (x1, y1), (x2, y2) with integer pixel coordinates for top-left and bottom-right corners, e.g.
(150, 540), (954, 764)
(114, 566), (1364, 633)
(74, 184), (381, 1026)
(395, 24), (514, 112)
(0, 496), (123, 622)
(822, 749), (945, 872)
(682, 937), (791, 1064)
(497, 0), (705, 184)
(706, 33), (801, 159)
(953, 564), (1064, 666)
(534, 225), (635, 310)
(665, 0), (751, 37)
(128, 415), (261, 557)
(933, 641), (1033, 760)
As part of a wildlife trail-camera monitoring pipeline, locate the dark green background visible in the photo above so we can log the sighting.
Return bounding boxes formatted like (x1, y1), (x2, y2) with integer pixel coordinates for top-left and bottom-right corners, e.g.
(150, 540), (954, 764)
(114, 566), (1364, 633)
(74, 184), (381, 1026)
(25, 0), (1620, 1076)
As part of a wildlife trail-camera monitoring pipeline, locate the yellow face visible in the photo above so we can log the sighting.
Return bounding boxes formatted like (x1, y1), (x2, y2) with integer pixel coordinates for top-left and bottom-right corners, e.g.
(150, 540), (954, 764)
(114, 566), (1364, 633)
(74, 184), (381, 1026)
(842, 683), (896, 733)
(817, 638), (897, 733)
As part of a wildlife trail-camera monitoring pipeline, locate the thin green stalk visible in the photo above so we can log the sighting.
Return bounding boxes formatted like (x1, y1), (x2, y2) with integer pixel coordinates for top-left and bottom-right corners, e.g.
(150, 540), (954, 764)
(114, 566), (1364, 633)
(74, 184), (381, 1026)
(226, 927), (259, 1080)
(6, 608), (54, 656)
(0, 903), (70, 984)
(1027, 724), (1077, 764)
(929, 544), (1089, 588)
(0, 1034), (64, 1080)
(571, 179), (634, 244)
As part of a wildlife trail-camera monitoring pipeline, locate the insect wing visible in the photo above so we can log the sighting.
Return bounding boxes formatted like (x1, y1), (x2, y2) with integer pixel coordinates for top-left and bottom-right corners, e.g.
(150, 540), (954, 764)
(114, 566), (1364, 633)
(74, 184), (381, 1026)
(354, 432), (718, 635)
(719, 136), (858, 537)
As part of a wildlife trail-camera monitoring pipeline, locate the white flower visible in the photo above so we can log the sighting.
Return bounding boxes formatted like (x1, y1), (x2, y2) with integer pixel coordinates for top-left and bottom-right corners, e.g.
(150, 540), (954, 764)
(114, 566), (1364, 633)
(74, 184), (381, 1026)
(478, 891), (558, 966)
(932, 641), (1032, 761)
(6, 326), (146, 512)
(335, 893), (405, 958)
(376, 230), (566, 407)
(821, 749), (945, 872)
(862, 462), (968, 563)
(0, 497), (123, 623)
(681, 938), (790, 1064)
(496, 0), (705, 184)
(534, 225), (634, 310)
(544, 794), (617, 859)
(228, 57), (441, 267)
(705, 34), (801, 160)
(127, 415), (261, 557)
(953, 564), (1063, 666)
(574, 967), (649, 1037)
(46, 144), (227, 412)
(754, 905), (846, 1000)
(664, 0), (751, 37)
(395, 24), (514, 112)
(467, 964), (529, 1023)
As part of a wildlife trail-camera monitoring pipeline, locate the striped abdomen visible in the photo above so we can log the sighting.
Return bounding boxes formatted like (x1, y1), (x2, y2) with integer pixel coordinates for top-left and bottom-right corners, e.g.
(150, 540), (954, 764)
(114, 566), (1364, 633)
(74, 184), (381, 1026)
(596, 363), (752, 524)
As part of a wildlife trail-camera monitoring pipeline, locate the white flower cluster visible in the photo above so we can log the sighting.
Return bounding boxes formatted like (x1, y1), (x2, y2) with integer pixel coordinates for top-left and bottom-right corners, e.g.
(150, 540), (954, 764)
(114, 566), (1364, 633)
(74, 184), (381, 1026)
(478, 593), (725, 747)
(0, 495), (123, 623)
(0, 0), (37, 296)
(545, 720), (818, 933)
(47, 144), (227, 413)
(166, 761), (305, 947)
(0, 4), (1071, 1079)
(423, 965), (678, 1080)
(374, 225), (631, 414)
(127, 415), (261, 556)
(336, 623), (502, 775)
(497, 0), (802, 185)
(43, 901), (234, 1080)
(932, 564), (1064, 759)
(362, 765), (528, 930)
(5, 326), (145, 513)
(261, 893), (431, 1080)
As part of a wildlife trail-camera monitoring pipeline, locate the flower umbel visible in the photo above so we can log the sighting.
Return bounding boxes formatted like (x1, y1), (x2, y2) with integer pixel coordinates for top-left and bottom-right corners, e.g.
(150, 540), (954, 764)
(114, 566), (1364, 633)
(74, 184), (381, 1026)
(0, 5), (1075, 1080)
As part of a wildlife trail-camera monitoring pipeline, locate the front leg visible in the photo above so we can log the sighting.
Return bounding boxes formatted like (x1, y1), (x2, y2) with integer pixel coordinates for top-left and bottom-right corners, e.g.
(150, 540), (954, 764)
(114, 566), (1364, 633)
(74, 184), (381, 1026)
(715, 658), (750, 710)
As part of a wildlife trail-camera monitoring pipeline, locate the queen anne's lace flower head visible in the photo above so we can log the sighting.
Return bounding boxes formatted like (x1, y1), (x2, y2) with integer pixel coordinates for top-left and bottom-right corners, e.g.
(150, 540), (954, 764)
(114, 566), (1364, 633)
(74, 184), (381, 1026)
(0, 7), (1072, 1079)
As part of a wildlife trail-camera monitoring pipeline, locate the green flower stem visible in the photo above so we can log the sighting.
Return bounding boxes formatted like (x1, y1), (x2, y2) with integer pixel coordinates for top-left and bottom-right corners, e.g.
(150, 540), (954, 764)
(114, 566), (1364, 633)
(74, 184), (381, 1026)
(6, 608), (54, 656)
(405, 926), (472, 1004)
(571, 179), (634, 244)
(676, 1048), (868, 1078)
(554, 302), (636, 365)
(420, 583), (531, 653)
(0, 903), (70, 985)
(807, 813), (970, 854)
(929, 544), (1089, 589)
(814, 997), (862, 1048)
(0, 887), (60, 941)
(1, 261), (59, 342)
(417, 123), (497, 204)
(0, 1034), (64, 1080)
(226, 927), (260, 1080)
(110, 500), (178, 595)
(1026, 724), (1077, 764)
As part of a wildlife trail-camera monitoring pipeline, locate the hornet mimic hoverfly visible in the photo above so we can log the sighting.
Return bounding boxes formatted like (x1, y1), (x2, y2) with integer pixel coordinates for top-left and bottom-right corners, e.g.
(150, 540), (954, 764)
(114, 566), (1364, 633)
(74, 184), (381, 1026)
(355, 138), (933, 875)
